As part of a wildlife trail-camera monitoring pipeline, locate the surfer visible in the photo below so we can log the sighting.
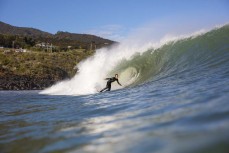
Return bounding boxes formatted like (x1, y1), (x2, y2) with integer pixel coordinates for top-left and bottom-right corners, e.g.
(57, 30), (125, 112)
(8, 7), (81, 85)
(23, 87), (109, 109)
(100, 74), (122, 92)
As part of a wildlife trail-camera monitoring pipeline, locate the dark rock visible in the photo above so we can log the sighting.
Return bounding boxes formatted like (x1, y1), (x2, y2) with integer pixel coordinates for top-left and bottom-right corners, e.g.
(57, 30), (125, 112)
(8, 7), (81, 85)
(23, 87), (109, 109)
(0, 74), (67, 90)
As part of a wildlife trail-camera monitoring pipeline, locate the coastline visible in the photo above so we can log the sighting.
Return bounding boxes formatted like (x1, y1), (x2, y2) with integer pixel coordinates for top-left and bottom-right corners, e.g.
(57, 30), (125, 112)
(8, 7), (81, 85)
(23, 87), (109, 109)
(0, 49), (94, 90)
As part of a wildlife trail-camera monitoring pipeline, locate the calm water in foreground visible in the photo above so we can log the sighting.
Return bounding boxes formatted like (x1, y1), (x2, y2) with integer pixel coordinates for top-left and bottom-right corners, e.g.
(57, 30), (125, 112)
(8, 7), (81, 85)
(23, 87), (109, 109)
(0, 74), (229, 153)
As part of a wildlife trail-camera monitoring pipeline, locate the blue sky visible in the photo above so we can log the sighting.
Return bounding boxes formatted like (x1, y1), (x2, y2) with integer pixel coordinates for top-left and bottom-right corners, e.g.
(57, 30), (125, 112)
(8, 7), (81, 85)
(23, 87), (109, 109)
(0, 0), (228, 41)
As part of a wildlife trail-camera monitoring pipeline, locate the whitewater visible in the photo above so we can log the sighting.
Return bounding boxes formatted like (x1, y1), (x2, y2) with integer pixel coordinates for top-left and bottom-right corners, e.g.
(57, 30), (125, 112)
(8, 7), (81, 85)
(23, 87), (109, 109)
(1, 24), (229, 153)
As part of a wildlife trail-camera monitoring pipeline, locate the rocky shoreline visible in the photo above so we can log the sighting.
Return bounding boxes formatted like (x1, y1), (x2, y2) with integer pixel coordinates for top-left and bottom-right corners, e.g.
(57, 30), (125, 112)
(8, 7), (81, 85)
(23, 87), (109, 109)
(0, 74), (67, 90)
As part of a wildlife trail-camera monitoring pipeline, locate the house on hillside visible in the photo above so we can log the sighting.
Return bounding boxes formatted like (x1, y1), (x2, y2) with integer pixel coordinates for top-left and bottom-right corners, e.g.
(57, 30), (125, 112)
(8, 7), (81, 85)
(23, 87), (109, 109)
(35, 42), (56, 52)
(15, 48), (27, 53)
(3, 50), (12, 54)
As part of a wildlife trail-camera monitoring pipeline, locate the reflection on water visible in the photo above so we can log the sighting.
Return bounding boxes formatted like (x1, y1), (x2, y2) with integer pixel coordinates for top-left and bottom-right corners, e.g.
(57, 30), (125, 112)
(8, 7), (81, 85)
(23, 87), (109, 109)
(0, 77), (229, 153)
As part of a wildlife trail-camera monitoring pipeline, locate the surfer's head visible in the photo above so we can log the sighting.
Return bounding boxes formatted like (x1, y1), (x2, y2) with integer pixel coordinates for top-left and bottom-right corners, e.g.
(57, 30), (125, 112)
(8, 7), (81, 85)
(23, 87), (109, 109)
(115, 74), (118, 78)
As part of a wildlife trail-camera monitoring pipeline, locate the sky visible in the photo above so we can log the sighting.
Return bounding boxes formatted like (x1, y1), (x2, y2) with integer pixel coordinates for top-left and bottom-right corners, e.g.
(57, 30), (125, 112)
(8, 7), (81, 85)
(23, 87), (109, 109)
(0, 0), (228, 41)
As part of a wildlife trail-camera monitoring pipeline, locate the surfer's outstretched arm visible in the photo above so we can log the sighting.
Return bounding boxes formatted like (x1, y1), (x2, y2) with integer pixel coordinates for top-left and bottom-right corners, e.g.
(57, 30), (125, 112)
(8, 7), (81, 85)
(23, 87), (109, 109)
(117, 80), (122, 86)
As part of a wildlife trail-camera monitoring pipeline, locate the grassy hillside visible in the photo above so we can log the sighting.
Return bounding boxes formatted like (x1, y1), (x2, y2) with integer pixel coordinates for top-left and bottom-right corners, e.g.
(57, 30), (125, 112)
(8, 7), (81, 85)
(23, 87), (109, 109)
(0, 49), (92, 77)
(0, 49), (94, 90)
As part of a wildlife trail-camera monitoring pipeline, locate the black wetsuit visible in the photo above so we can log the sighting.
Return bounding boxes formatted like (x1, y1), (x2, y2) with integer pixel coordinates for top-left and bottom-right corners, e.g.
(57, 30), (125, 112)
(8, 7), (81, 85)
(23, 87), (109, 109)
(100, 77), (121, 92)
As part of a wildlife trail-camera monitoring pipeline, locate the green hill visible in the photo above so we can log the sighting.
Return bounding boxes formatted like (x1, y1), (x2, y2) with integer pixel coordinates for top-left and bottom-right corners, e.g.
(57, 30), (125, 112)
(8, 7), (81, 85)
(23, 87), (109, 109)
(0, 21), (52, 38)
(0, 21), (116, 50)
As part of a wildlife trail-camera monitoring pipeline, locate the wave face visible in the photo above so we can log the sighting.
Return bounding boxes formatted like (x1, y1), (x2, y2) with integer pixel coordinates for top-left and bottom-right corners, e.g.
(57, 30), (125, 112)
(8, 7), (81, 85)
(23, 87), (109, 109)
(113, 25), (229, 86)
(41, 25), (229, 95)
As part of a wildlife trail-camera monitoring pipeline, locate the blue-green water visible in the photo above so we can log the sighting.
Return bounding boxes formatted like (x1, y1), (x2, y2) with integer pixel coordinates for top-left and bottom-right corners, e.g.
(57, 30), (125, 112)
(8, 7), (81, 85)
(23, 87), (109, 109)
(0, 26), (229, 153)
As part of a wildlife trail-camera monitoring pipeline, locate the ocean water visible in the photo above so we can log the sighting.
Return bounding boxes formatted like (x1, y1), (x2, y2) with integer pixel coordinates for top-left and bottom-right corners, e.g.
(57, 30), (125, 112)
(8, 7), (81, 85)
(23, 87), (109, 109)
(1, 25), (229, 153)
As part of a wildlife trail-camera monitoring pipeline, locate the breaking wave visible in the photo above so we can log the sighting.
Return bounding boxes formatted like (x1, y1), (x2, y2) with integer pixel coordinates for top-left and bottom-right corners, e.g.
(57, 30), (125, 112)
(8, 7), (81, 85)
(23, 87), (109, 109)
(40, 24), (229, 95)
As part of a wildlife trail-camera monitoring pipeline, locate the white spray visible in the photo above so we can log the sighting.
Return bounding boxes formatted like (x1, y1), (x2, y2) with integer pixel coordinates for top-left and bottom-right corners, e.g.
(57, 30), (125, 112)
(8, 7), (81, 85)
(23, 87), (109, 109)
(40, 41), (153, 95)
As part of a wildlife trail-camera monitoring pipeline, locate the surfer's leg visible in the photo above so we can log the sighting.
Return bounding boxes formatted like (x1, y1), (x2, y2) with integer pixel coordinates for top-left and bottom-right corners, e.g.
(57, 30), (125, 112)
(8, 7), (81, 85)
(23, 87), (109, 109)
(100, 84), (110, 92)
(107, 85), (111, 91)
(100, 87), (108, 92)
(100, 82), (111, 92)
